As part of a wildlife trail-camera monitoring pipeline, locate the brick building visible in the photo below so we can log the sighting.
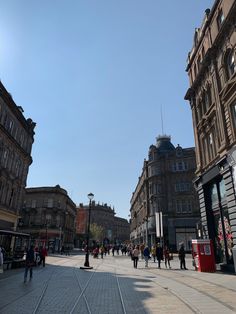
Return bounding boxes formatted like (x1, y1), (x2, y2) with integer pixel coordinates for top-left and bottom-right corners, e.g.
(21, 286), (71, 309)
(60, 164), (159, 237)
(76, 202), (130, 246)
(185, 0), (236, 270)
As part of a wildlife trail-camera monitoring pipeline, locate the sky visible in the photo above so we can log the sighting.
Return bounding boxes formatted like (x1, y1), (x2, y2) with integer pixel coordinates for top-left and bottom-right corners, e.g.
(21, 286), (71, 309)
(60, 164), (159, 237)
(0, 0), (214, 220)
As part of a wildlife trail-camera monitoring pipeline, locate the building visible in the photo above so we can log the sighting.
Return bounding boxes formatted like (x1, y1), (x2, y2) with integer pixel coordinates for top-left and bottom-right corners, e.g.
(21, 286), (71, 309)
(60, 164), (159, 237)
(130, 135), (200, 251)
(19, 185), (77, 251)
(185, 0), (236, 270)
(0, 81), (35, 232)
(76, 202), (130, 246)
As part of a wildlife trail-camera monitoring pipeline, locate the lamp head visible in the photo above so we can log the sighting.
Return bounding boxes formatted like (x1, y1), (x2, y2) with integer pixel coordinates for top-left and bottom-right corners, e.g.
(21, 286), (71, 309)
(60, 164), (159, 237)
(87, 193), (94, 201)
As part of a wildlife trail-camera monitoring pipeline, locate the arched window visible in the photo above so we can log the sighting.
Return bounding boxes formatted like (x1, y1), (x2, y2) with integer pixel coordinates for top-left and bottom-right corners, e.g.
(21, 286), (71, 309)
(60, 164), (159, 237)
(217, 10), (224, 29)
(227, 50), (236, 77)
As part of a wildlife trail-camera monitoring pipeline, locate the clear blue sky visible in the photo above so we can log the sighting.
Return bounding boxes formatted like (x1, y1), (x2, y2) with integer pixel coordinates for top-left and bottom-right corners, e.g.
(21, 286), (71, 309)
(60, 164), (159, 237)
(0, 0), (214, 219)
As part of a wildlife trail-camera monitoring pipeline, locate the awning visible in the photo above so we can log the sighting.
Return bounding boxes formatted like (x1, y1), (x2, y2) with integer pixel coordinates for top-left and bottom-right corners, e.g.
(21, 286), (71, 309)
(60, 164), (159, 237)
(0, 230), (30, 237)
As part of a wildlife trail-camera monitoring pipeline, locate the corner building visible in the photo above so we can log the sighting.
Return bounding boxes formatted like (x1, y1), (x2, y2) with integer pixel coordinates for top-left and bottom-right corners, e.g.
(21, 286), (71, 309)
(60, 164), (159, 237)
(130, 135), (200, 251)
(0, 82), (35, 231)
(185, 0), (236, 270)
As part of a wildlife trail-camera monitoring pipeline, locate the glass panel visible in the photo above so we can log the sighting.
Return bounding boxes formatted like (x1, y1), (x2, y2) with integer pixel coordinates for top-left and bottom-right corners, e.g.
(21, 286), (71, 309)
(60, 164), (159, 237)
(210, 183), (218, 206)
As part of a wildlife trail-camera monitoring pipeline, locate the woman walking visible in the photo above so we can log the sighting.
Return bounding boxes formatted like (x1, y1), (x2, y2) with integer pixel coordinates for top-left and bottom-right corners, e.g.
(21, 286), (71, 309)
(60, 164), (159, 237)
(164, 245), (171, 269)
(132, 246), (140, 269)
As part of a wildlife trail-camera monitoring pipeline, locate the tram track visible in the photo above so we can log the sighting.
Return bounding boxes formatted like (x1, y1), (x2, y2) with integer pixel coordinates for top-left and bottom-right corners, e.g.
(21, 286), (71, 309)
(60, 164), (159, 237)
(105, 259), (236, 313)
(0, 257), (75, 313)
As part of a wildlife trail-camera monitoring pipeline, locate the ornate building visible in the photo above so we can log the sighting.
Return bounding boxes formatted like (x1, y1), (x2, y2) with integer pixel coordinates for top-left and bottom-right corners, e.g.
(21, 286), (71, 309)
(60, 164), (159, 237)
(185, 0), (236, 270)
(0, 81), (35, 232)
(76, 202), (130, 246)
(19, 185), (77, 250)
(130, 135), (200, 251)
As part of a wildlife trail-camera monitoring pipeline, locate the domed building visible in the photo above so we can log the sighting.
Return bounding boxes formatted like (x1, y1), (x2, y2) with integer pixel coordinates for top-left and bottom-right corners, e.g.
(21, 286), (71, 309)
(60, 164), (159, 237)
(130, 135), (200, 251)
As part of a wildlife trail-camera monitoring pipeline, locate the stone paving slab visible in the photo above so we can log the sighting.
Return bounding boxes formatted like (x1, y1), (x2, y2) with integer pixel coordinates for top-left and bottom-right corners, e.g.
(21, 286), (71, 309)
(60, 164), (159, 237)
(0, 253), (236, 313)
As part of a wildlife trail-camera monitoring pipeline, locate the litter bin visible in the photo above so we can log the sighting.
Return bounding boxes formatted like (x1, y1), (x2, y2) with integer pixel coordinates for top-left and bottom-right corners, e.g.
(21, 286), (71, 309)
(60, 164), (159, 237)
(192, 239), (216, 272)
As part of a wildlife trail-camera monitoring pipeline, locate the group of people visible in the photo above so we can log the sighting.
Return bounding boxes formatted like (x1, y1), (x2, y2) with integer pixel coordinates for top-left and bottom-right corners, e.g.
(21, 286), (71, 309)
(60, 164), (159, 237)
(130, 243), (187, 270)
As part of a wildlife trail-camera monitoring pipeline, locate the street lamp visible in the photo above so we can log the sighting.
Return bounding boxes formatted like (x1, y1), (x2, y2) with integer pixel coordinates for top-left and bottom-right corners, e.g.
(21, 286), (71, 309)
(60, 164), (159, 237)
(81, 192), (94, 269)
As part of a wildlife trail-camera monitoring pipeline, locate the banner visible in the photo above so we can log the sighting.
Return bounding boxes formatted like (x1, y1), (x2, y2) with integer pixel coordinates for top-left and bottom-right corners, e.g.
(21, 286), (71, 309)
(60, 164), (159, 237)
(155, 212), (163, 237)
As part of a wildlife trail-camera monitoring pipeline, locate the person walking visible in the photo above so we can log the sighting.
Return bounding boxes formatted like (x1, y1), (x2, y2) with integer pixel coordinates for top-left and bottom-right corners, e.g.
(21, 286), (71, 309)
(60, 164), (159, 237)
(24, 245), (36, 283)
(132, 246), (140, 269)
(143, 245), (150, 267)
(40, 246), (48, 267)
(151, 245), (156, 262)
(163, 245), (171, 269)
(156, 243), (163, 269)
(178, 243), (187, 270)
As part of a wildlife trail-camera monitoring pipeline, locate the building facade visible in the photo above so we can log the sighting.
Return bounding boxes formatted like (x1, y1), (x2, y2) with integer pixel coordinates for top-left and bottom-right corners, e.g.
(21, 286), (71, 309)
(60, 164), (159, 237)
(76, 202), (130, 246)
(19, 185), (77, 251)
(185, 0), (236, 270)
(130, 135), (200, 251)
(0, 81), (35, 232)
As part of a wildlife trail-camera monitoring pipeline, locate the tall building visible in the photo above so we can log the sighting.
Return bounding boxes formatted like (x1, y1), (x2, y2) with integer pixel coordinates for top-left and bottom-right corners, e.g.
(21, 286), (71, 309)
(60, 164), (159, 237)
(130, 135), (200, 251)
(19, 185), (77, 250)
(76, 202), (130, 246)
(185, 0), (236, 270)
(0, 81), (35, 232)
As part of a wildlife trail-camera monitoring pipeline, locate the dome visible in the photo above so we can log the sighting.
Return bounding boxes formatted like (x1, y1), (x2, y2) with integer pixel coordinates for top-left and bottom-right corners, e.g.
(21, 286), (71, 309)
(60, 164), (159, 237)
(156, 135), (175, 153)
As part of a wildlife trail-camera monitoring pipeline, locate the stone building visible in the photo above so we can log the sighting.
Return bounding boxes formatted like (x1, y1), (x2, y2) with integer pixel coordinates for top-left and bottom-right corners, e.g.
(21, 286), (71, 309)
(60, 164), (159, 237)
(76, 202), (130, 246)
(130, 135), (200, 251)
(185, 0), (236, 271)
(19, 185), (77, 250)
(0, 81), (35, 232)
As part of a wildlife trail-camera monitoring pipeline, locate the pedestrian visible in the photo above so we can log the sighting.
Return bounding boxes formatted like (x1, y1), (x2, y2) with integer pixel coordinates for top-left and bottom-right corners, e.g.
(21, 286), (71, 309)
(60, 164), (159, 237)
(140, 243), (144, 259)
(151, 245), (156, 262)
(132, 246), (140, 268)
(178, 243), (187, 270)
(0, 246), (4, 274)
(24, 245), (36, 283)
(100, 245), (104, 259)
(156, 243), (163, 268)
(163, 245), (171, 269)
(40, 246), (48, 267)
(143, 245), (150, 267)
(112, 246), (115, 256)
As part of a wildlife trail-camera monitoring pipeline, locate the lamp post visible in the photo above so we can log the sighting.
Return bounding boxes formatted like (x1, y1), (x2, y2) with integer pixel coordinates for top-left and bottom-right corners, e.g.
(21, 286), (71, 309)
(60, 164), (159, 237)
(81, 193), (94, 269)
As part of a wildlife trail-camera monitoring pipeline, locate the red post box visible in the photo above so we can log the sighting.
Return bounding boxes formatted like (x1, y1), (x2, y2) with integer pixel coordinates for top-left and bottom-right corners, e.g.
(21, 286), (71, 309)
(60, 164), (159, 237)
(192, 239), (216, 272)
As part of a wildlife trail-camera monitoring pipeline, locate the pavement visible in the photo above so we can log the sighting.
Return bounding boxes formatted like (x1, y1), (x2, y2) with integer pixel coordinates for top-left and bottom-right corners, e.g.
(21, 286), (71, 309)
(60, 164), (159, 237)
(0, 252), (236, 314)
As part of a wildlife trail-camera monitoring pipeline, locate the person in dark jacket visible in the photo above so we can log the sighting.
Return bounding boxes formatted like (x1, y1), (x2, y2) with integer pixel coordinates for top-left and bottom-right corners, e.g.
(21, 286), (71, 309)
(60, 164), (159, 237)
(156, 243), (163, 268)
(24, 245), (35, 283)
(178, 243), (187, 270)
(143, 245), (150, 267)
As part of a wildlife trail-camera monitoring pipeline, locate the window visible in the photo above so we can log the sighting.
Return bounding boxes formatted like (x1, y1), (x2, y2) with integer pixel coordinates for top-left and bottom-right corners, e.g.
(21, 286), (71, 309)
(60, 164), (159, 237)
(47, 199), (53, 208)
(232, 103), (236, 129)
(227, 51), (236, 77)
(208, 132), (216, 160)
(31, 200), (37, 208)
(217, 10), (224, 29)
(172, 161), (188, 172)
(2, 149), (9, 168)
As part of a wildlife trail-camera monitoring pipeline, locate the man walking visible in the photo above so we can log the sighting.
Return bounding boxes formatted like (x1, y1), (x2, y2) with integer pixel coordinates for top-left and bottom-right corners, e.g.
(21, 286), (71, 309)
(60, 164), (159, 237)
(24, 245), (35, 283)
(143, 245), (150, 267)
(40, 246), (48, 267)
(178, 243), (187, 270)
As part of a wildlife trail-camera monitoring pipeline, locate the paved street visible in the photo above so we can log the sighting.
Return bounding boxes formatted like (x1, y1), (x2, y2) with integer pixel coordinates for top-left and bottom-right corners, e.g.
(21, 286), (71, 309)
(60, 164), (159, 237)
(0, 252), (236, 314)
